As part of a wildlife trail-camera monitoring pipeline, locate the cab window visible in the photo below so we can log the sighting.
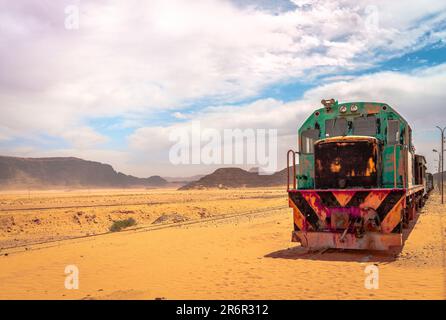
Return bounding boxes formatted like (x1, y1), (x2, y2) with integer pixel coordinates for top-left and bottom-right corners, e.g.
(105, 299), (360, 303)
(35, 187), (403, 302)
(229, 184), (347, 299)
(300, 129), (319, 154)
(325, 118), (348, 137)
(353, 116), (377, 136)
(387, 120), (400, 145)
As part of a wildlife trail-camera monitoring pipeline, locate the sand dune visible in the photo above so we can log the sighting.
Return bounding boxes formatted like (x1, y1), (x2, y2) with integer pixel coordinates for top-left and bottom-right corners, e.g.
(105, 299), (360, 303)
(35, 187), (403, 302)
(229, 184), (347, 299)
(0, 189), (444, 300)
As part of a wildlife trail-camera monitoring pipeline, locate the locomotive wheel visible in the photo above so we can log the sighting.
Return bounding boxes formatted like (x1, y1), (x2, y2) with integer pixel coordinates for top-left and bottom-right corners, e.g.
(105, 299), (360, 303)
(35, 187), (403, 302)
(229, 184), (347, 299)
(416, 198), (422, 212)
(402, 208), (409, 229)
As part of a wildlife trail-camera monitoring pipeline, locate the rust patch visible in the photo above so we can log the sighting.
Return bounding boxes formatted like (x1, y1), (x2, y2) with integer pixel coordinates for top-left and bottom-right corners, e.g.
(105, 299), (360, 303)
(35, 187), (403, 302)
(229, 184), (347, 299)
(301, 192), (328, 226)
(330, 158), (342, 173)
(365, 104), (381, 114)
(330, 210), (350, 229)
(322, 136), (376, 143)
(365, 157), (376, 176)
(294, 231), (402, 250)
(289, 199), (305, 230)
(381, 196), (404, 233)
(314, 138), (378, 189)
(360, 190), (391, 210)
(331, 191), (355, 207)
(397, 149), (406, 185)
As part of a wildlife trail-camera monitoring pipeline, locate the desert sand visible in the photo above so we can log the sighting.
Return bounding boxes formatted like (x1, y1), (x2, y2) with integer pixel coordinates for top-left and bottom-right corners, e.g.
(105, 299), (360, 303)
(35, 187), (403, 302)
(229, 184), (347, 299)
(0, 188), (445, 300)
(0, 188), (284, 248)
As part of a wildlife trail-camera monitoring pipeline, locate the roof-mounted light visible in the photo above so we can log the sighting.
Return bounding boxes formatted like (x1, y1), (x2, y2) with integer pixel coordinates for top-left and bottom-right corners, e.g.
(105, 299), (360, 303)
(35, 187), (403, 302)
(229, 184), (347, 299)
(321, 98), (336, 112)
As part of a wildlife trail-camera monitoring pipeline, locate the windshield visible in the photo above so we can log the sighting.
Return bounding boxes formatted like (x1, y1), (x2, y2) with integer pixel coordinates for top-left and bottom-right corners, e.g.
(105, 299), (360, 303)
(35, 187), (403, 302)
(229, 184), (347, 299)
(325, 118), (348, 137)
(353, 116), (377, 136)
(314, 139), (378, 189)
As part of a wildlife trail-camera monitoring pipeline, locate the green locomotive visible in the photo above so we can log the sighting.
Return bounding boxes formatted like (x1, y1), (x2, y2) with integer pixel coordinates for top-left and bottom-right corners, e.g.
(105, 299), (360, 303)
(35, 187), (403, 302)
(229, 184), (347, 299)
(287, 99), (428, 250)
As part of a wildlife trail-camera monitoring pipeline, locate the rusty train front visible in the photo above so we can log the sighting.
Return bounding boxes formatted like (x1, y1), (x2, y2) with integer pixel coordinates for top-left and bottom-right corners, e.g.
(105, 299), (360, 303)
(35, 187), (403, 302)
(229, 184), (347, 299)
(287, 99), (429, 250)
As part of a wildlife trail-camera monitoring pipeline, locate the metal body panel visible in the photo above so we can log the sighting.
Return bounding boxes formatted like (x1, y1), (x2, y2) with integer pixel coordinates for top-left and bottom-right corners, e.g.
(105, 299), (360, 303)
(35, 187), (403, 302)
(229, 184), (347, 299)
(297, 101), (414, 190)
(292, 231), (402, 250)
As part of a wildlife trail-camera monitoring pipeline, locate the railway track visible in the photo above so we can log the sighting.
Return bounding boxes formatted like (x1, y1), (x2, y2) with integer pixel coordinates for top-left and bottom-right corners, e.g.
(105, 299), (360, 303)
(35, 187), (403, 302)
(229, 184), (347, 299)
(0, 204), (289, 254)
(0, 194), (285, 213)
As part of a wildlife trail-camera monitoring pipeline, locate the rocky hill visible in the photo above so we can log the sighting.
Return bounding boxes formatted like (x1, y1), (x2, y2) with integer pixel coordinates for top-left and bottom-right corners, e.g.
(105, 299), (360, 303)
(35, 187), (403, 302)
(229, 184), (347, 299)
(0, 156), (167, 189)
(162, 174), (206, 183)
(178, 167), (288, 190)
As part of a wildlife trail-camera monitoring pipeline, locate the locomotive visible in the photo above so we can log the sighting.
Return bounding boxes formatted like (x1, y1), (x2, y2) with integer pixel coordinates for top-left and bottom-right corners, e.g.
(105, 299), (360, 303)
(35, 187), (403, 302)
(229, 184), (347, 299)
(287, 99), (430, 250)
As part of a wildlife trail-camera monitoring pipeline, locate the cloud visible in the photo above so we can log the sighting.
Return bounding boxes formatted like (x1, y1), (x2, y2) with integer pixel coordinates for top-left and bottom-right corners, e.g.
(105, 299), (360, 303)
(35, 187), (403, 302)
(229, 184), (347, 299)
(172, 112), (189, 120)
(61, 127), (108, 149)
(129, 63), (446, 175)
(303, 64), (446, 128)
(1, 0), (446, 175)
(1, 1), (445, 116)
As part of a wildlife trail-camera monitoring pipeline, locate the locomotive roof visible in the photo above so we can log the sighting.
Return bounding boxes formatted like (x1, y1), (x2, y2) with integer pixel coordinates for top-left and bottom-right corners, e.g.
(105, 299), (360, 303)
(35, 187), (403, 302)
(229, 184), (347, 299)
(299, 101), (410, 134)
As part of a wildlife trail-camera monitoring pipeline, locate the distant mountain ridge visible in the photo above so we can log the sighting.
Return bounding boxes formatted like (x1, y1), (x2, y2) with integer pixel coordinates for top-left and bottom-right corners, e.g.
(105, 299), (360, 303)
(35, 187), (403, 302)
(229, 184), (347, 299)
(163, 174), (206, 183)
(179, 167), (288, 190)
(0, 156), (167, 189)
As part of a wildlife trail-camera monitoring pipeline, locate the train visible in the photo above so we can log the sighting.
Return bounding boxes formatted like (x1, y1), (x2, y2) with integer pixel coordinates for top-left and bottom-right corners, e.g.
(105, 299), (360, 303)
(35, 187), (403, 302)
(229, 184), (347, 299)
(426, 172), (434, 193)
(287, 99), (431, 250)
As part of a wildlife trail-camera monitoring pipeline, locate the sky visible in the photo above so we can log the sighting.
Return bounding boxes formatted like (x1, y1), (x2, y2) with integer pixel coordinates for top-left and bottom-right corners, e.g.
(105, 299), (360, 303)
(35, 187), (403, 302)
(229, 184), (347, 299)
(1, 0), (446, 177)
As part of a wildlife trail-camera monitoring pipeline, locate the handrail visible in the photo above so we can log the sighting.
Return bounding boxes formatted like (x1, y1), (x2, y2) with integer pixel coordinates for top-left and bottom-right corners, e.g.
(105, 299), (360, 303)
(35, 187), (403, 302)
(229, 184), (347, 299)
(287, 150), (298, 191)
(393, 144), (398, 188)
(403, 146), (407, 188)
(393, 143), (407, 189)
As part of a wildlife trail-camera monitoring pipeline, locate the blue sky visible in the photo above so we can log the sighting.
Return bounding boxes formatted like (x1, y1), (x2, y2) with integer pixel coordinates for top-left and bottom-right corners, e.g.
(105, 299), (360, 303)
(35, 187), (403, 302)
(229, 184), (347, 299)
(92, 40), (446, 158)
(1, 0), (446, 176)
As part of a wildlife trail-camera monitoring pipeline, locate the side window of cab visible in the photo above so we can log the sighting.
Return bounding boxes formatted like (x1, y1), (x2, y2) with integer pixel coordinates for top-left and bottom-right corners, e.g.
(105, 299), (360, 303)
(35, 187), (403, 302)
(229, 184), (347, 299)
(387, 120), (400, 145)
(300, 129), (319, 154)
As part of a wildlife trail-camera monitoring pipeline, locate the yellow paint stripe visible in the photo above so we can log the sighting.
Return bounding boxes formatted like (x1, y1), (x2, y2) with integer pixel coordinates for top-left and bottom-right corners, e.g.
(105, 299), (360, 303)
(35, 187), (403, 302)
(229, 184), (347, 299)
(360, 190), (390, 210)
(381, 197), (405, 233)
(302, 192), (327, 221)
(331, 191), (355, 207)
(289, 199), (305, 230)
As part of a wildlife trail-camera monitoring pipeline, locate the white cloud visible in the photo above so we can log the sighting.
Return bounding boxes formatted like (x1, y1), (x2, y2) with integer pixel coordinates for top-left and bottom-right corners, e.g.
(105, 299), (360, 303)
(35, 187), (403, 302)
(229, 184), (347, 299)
(1, 1), (445, 118)
(61, 127), (108, 149)
(1, 0), (446, 175)
(172, 112), (189, 120)
(129, 63), (446, 175)
(303, 64), (446, 127)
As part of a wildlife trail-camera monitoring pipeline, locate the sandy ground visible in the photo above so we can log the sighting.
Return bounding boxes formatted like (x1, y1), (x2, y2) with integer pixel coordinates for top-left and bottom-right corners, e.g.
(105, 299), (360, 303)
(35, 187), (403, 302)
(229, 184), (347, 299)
(0, 188), (284, 248)
(0, 188), (445, 300)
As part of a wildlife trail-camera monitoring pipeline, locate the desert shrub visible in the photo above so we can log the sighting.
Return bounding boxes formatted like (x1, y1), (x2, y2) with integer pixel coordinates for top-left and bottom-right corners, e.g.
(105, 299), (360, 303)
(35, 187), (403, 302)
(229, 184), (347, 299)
(109, 218), (137, 232)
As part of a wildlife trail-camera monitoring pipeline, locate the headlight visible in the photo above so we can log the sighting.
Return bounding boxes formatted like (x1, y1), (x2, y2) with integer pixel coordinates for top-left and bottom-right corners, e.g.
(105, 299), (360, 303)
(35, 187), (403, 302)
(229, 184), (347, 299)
(339, 106), (347, 113)
(351, 105), (358, 112)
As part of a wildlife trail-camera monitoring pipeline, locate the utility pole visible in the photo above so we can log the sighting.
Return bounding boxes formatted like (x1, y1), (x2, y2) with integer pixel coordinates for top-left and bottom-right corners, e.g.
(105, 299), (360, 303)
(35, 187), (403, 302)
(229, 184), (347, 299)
(436, 126), (446, 204)
(433, 149), (441, 191)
